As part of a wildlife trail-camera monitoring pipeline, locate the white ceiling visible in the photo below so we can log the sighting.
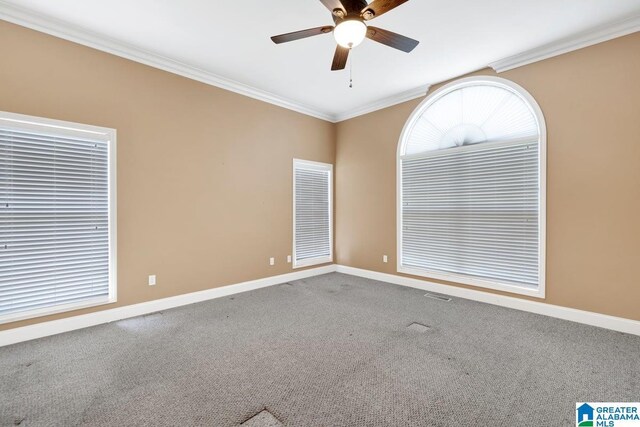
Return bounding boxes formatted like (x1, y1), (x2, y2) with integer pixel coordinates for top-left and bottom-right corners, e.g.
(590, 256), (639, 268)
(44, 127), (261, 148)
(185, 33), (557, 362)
(2, 0), (640, 121)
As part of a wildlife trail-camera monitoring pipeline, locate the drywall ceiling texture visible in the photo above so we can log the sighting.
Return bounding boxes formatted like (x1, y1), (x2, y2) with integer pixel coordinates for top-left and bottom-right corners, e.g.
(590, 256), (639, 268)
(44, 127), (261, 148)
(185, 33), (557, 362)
(0, 20), (335, 331)
(1, 0), (640, 120)
(335, 33), (640, 322)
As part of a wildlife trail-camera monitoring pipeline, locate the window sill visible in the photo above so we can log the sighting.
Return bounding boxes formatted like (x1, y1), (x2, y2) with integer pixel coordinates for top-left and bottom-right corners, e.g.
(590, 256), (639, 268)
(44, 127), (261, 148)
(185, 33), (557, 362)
(0, 296), (117, 325)
(293, 256), (333, 270)
(398, 266), (545, 299)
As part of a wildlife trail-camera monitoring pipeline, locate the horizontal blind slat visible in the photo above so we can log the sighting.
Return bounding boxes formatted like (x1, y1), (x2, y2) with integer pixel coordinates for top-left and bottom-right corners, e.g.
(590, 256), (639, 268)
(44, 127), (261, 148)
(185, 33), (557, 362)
(401, 140), (540, 287)
(294, 165), (331, 263)
(0, 122), (112, 319)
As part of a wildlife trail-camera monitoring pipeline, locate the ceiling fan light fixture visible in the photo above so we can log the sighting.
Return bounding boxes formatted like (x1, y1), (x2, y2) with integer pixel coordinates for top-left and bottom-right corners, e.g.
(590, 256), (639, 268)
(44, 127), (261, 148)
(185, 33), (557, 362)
(333, 19), (367, 49)
(270, 0), (419, 71)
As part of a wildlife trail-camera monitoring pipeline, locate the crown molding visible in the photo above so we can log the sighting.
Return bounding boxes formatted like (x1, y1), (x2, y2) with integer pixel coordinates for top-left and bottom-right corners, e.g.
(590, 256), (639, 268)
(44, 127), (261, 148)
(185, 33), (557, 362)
(490, 14), (640, 73)
(0, 1), (336, 122)
(0, 0), (430, 125)
(334, 85), (430, 122)
(2, 1), (639, 122)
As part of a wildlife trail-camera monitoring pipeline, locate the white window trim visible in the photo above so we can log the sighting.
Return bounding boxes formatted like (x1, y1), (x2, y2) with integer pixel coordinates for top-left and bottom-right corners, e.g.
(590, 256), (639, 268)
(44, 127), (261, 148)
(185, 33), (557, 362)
(292, 159), (333, 269)
(396, 76), (547, 298)
(0, 111), (117, 324)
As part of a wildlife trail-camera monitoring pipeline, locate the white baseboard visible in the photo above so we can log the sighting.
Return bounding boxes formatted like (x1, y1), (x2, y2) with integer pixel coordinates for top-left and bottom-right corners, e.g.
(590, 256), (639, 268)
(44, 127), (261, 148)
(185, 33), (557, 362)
(0, 265), (337, 347)
(3, 263), (638, 347)
(335, 265), (640, 336)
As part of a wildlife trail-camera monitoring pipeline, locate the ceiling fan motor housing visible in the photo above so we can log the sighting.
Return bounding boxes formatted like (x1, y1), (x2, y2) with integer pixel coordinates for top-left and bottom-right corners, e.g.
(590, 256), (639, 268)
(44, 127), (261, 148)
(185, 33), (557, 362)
(332, 0), (371, 23)
(271, 0), (418, 71)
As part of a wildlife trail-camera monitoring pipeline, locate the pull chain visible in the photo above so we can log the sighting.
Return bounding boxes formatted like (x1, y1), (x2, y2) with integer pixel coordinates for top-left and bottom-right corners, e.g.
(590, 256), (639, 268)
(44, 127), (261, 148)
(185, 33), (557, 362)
(349, 49), (354, 89)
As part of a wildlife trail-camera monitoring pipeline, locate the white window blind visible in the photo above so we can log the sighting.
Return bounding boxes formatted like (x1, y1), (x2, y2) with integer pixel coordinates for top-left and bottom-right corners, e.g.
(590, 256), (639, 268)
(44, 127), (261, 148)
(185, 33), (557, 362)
(293, 160), (332, 268)
(0, 112), (116, 323)
(402, 139), (539, 287)
(398, 78), (545, 296)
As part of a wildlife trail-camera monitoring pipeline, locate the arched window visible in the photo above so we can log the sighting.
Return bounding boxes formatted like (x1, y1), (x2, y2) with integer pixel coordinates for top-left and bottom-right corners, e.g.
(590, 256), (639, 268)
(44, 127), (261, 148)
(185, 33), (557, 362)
(397, 77), (546, 297)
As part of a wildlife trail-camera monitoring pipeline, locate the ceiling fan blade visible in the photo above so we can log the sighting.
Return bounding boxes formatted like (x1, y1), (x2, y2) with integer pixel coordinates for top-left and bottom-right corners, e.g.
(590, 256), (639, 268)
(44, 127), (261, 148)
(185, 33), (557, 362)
(366, 27), (419, 52)
(331, 46), (350, 71)
(271, 26), (334, 44)
(319, 0), (347, 16)
(361, 0), (410, 20)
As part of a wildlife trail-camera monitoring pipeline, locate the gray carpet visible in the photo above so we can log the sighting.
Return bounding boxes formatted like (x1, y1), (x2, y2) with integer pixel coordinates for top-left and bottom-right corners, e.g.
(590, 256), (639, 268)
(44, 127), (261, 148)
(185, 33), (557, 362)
(1, 273), (638, 426)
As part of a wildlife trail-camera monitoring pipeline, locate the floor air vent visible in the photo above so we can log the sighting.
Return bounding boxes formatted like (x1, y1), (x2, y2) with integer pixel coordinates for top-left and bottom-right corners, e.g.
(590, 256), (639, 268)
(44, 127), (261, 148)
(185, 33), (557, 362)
(424, 293), (452, 302)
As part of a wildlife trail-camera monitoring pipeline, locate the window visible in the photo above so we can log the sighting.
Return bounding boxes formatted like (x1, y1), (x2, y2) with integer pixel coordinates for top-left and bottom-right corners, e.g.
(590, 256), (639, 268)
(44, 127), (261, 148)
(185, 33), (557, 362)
(293, 159), (333, 268)
(397, 77), (546, 297)
(0, 112), (116, 323)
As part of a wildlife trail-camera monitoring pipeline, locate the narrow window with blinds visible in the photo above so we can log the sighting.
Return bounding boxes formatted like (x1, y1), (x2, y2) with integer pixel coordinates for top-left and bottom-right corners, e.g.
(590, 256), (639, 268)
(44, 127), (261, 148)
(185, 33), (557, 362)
(398, 77), (546, 297)
(293, 159), (333, 269)
(0, 112), (116, 324)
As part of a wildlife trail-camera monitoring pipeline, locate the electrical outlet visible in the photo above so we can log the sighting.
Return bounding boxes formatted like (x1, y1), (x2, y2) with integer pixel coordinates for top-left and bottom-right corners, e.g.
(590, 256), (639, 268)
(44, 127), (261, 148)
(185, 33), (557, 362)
(287, 255), (292, 263)
(148, 275), (157, 286)
(269, 257), (275, 266)
(383, 255), (388, 263)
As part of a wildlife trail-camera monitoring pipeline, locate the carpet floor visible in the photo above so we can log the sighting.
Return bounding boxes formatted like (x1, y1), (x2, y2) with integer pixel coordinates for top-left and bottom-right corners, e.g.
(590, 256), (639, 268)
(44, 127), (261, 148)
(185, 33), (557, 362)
(1, 273), (638, 426)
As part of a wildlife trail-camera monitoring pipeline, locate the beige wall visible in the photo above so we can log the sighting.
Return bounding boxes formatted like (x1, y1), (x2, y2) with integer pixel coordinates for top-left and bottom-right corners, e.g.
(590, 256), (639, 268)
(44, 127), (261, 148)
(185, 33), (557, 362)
(336, 32), (640, 321)
(0, 21), (335, 331)
(1, 20), (639, 331)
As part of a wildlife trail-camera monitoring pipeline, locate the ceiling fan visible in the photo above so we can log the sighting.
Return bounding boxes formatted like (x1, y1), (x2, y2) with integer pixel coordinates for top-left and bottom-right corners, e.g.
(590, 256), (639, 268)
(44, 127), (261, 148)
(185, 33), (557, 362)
(270, 0), (419, 71)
